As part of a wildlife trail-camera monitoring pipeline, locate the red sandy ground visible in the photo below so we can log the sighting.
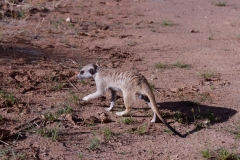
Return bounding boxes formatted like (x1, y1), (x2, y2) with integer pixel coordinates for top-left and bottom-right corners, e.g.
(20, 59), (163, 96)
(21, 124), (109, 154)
(0, 0), (240, 159)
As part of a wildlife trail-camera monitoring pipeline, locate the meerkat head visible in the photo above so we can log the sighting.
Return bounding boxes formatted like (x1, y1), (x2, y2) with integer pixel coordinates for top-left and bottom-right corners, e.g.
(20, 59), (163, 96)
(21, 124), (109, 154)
(77, 63), (99, 80)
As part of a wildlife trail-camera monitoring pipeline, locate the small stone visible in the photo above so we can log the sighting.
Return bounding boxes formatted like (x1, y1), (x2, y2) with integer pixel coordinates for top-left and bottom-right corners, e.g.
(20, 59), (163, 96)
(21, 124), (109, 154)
(170, 88), (179, 93)
(66, 17), (70, 22)
(98, 112), (111, 123)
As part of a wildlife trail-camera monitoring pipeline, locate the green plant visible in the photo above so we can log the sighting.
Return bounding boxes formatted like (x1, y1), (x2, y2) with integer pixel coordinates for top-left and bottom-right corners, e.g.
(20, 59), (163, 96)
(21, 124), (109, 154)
(56, 105), (72, 116)
(208, 34), (214, 40)
(79, 80), (90, 85)
(210, 85), (215, 90)
(200, 71), (214, 79)
(68, 92), (81, 105)
(201, 149), (211, 159)
(155, 62), (168, 69)
(0, 115), (3, 122)
(161, 20), (176, 26)
(0, 90), (16, 108)
(218, 149), (239, 160)
(137, 124), (147, 135)
(119, 151), (126, 155)
(121, 117), (134, 125)
(0, 147), (9, 157)
(150, 83), (155, 91)
(43, 112), (56, 122)
(78, 152), (83, 159)
(203, 110), (218, 122)
(50, 82), (65, 91)
(195, 93), (213, 104)
(37, 127), (60, 141)
(173, 61), (191, 68)
(163, 128), (172, 134)
(173, 110), (183, 123)
(50, 128), (59, 141)
(17, 11), (26, 18)
(151, 29), (157, 32)
(103, 128), (113, 139)
(88, 133), (101, 150)
(212, 1), (226, 6)
(127, 41), (137, 46)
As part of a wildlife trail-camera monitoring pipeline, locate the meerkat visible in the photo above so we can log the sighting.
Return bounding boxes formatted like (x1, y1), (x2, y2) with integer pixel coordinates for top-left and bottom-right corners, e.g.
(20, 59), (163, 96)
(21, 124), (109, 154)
(78, 63), (184, 137)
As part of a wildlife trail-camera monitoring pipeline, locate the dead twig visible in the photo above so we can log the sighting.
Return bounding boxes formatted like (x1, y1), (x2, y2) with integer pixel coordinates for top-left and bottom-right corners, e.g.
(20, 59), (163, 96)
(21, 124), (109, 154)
(66, 77), (80, 91)
(0, 140), (10, 145)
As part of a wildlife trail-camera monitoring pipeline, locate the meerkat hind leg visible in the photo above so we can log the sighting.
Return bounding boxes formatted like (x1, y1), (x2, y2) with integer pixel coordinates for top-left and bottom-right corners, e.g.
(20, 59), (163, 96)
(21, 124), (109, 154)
(105, 90), (116, 111)
(138, 94), (160, 123)
(116, 93), (132, 116)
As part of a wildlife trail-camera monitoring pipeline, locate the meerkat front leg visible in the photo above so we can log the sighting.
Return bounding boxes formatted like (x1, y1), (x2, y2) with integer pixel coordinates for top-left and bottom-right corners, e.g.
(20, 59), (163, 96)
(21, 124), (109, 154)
(82, 83), (105, 101)
(105, 90), (116, 111)
(82, 91), (103, 101)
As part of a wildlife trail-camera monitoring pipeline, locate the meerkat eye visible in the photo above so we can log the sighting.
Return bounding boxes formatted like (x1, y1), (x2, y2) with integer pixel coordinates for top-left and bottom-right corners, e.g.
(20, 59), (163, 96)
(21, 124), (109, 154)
(80, 71), (84, 75)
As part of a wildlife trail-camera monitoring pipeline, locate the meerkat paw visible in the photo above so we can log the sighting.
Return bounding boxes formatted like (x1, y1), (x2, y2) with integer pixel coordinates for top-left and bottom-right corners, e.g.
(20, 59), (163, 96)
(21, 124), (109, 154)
(105, 107), (112, 111)
(116, 111), (125, 116)
(82, 96), (89, 101)
(150, 118), (156, 123)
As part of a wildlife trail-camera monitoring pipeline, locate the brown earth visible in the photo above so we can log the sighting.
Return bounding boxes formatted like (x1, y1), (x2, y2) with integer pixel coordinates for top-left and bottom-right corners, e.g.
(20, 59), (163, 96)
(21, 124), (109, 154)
(0, 0), (240, 159)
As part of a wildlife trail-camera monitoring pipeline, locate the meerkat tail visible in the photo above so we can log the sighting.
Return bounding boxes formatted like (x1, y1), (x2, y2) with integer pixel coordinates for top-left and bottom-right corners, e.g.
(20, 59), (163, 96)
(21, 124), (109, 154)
(145, 92), (185, 138)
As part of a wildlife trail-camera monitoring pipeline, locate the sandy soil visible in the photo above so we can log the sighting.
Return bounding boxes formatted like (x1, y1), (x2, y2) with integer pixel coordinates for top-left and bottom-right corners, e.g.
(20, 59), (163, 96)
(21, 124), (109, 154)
(0, 0), (240, 159)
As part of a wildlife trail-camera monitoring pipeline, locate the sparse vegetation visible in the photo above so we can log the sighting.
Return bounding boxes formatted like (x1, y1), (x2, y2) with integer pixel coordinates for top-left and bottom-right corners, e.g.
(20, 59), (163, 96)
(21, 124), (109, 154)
(150, 83), (155, 91)
(163, 128), (173, 134)
(136, 124), (147, 135)
(56, 105), (72, 116)
(173, 110), (183, 123)
(89, 133), (101, 150)
(173, 61), (191, 68)
(161, 20), (176, 26)
(0, 0), (239, 159)
(226, 127), (240, 140)
(182, 92), (213, 106)
(43, 112), (57, 122)
(121, 117), (134, 125)
(0, 90), (16, 108)
(50, 82), (65, 91)
(155, 62), (168, 69)
(155, 62), (191, 69)
(200, 71), (214, 79)
(127, 41), (137, 46)
(78, 152), (83, 159)
(68, 91), (81, 105)
(103, 128), (113, 139)
(212, 1), (227, 6)
(0, 115), (3, 122)
(201, 148), (240, 160)
(201, 149), (211, 159)
(37, 127), (60, 141)
(196, 92), (213, 104)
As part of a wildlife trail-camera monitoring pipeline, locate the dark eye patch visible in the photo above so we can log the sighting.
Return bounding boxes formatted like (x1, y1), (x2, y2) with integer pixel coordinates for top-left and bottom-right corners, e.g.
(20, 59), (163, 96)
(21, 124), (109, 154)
(80, 71), (84, 75)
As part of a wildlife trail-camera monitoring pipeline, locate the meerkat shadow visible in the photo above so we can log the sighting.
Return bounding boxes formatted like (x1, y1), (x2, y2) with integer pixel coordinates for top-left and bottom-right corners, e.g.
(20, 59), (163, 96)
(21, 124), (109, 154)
(157, 101), (237, 136)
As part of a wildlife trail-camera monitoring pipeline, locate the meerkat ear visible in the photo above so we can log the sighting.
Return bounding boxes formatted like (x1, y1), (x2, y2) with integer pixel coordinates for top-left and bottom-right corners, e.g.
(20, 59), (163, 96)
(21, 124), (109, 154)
(89, 68), (96, 75)
(95, 61), (100, 67)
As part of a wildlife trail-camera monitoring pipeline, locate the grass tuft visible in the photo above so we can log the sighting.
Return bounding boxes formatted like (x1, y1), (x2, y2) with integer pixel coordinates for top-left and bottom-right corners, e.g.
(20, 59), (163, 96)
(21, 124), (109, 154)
(173, 61), (191, 68)
(200, 71), (214, 79)
(161, 20), (176, 26)
(88, 133), (101, 150)
(155, 62), (168, 69)
(121, 117), (134, 125)
(212, 1), (227, 6)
